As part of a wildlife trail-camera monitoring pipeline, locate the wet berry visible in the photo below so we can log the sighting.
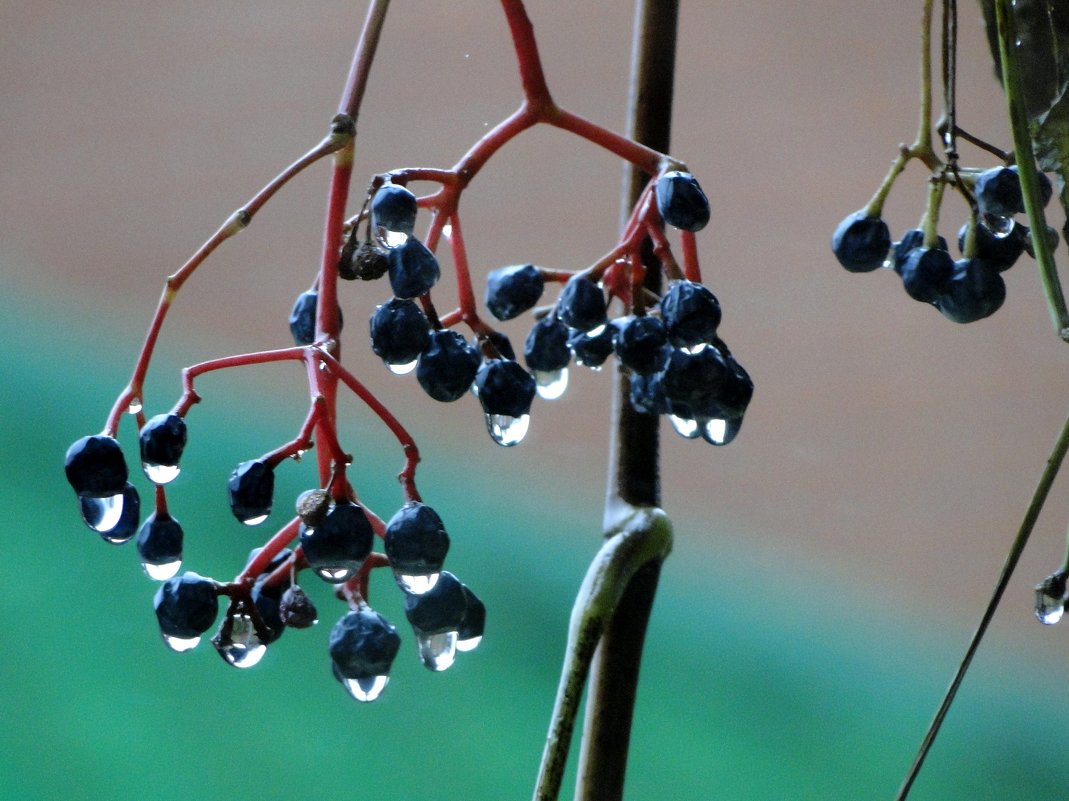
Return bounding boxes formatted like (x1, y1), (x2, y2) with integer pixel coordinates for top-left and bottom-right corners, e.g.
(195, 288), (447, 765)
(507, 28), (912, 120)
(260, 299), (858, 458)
(416, 329), (481, 402)
(136, 511), (183, 569)
(369, 298), (431, 367)
(371, 183), (418, 235)
(457, 584), (486, 648)
(486, 264), (545, 321)
(935, 258), (1006, 323)
(65, 434), (128, 497)
(474, 359), (536, 418)
(82, 481), (141, 543)
(329, 608), (402, 680)
(228, 459), (275, 524)
(655, 170), (710, 232)
(524, 315), (571, 373)
(154, 572), (219, 640)
(974, 166), (1023, 217)
(139, 413), (187, 483)
(558, 275), (607, 332)
(660, 345), (732, 420)
(899, 247), (955, 303)
(660, 280), (721, 347)
(892, 229), (948, 274)
(615, 316), (668, 374)
(832, 210), (891, 272)
(300, 500), (375, 583)
(568, 323), (615, 368)
(404, 571), (467, 635)
(387, 237), (440, 299)
(385, 502), (450, 580)
(251, 580), (286, 644)
(957, 221), (1026, 271)
(279, 585), (318, 628)
(289, 290), (343, 347)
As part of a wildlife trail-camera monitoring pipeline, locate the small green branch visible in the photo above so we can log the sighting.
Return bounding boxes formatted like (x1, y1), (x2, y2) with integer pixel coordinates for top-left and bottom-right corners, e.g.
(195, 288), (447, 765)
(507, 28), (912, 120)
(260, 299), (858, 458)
(994, 0), (1069, 339)
(895, 407), (1069, 800)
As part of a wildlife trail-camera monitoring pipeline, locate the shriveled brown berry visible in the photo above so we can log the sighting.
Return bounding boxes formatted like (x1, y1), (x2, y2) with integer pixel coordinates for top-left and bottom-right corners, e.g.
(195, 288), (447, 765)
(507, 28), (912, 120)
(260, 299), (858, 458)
(279, 585), (318, 628)
(295, 488), (331, 528)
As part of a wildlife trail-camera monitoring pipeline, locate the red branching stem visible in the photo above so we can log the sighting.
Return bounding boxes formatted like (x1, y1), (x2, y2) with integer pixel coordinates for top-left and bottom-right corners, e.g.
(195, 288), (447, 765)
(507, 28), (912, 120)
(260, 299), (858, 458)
(173, 346), (307, 417)
(679, 230), (702, 283)
(447, 214), (479, 322)
(236, 516), (301, 584)
(154, 484), (169, 517)
(261, 398), (325, 467)
(338, 0), (391, 120)
(341, 551), (391, 601)
(550, 108), (667, 176)
(103, 135), (348, 436)
(316, 350), (422, 502)
(644, 221), (684, 281)
(500, 0), (554, 109)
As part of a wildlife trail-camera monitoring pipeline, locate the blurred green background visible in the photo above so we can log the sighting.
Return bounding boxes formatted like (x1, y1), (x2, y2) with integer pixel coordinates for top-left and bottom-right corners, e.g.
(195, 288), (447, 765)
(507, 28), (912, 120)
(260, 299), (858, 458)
(5, 1), (1069, 799)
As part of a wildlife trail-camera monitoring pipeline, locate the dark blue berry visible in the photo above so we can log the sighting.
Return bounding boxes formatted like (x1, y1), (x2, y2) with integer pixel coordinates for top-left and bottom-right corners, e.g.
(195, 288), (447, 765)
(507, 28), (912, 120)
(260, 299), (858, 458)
(832, 210), (891, 272)
(404, 571), (467, 635)
(524, 315), (571, 373)
(615, 316), (668, 374)
(289, 290), (343, 347)
(139, 413), (187, 476)
(300, 500), (375, 582)
(416, 329), (481, 402)
(655, 171), (711, 232)
(279, 585), (318, 628)
(369, 297), (431, 367)
(458, 585), (486, 645)
(154, 572), (219, 640)
(82, 481), (141, 542)
(568, 322), (616, 368)
(957, 221), (1026, 271)
(660, 280), (721, 347)
(486, 264), (545, 321)
(251, 580), (286, 644)
(900, 247), (955, 303)
(136, 511), (183, 567)
(1025, 224), (1060, 260)
(65, 435), (128, 497)
(975, 167), (1024, 217)
(228, 459), (275, 524)
(385, 502), (450, 578)
(387, 237), (440, 299)
(935, 258), (1006, 323)
(486, 330), (516, 361)
(371, 183), (418, 235)
(474, 359), (536, 418)
(893, 229), (948, 274)
(660, 345), (732, 420)
(329, 608), (401, 679)
(629, 370), (669, 416)
(558, 275), (607, 332)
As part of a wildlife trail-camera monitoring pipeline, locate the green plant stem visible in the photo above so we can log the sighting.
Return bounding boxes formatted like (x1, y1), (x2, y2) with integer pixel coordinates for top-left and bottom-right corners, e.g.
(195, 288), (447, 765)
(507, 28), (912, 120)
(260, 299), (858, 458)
(895, 407), (1069, 800)
(994, 0), (1069, 339)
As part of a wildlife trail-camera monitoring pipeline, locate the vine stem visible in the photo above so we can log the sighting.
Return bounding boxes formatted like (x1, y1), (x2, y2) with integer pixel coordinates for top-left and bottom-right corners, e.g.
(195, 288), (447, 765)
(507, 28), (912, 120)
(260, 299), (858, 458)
(895, 407), (1069, 800)
(993, 0), (1069, 339)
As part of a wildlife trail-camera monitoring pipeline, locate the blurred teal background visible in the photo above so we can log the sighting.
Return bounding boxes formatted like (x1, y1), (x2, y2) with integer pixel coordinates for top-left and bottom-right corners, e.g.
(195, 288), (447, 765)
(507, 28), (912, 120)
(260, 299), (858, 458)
(5, 2), (1069, 799)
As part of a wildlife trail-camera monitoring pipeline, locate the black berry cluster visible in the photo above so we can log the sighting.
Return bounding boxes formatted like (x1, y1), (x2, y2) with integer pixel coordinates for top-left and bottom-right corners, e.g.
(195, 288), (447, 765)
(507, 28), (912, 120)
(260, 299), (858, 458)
(833, 164), (1056, 324)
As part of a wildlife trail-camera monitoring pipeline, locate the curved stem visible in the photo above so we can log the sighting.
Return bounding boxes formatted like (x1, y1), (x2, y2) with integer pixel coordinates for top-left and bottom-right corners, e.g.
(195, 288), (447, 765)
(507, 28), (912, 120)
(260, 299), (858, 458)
(895, 408), (1069, 800)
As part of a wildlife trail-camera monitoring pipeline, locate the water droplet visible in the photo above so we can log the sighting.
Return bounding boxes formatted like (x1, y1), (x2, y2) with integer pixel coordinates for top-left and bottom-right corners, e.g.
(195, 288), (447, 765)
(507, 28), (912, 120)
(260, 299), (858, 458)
(417, 630), (458, 671)
(441, 222), (453, 239)
(1035, 576), (1066, 625)
(535, 368), (569, 400)
(143, 559), (182, 581)
(387, 359), (418, 375)
(680, 342), (708, 355)
(213, 613), (267, 669)
(242, 514), (269, 527)
(376, 228), (409, 249)
(702, 418), (727, 445)
(981, 214), (1015, 239)
(127, 398), (143, 415)
(668, 415), (700, 439)
(587, 323), (607, 337)
(143, 462), (180, 485)
(341, 674), (389, 702)
(485, 413), (530, 447)
(81, 493), (124, 533)
(456, 635), (482, 653)
(396, 572), (440, 595)
(162, 633), (200, 652)
(315, 566), (357, 583)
